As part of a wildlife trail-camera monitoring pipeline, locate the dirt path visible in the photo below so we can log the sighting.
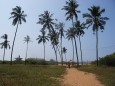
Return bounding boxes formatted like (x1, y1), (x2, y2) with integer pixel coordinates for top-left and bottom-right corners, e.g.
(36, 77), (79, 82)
(61, 68), (103, 86)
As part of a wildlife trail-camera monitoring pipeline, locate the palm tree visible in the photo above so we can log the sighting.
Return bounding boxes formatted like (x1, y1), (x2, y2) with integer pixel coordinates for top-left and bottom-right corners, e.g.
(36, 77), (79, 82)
(62, 0), (80, 22)
(55, 22), (65, 66)
(37, 11), (55, 33)
(36, 30), (49, 61)
(83, 6), (109, 66)
(48, 31), (59, 65)
(74, 21), (85, 65)
(9, 6), (27, 65)
(62, 0), (80, 65)
(66, 28), (75, 63)
(62, 47), (67, 63)
(24, 35), (32, 65)
(66, 27), (79, 66)
(0, 34), (10, 63)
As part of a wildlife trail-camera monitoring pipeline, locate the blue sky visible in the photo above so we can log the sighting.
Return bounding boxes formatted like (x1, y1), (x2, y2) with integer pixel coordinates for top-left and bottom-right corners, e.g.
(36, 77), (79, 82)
(0, 0), (115, 62)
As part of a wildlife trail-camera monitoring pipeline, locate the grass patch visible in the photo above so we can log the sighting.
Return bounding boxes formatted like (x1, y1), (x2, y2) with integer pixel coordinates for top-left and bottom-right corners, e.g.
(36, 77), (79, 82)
(77, 65), (115, 86)
(0, 64), (65, 86)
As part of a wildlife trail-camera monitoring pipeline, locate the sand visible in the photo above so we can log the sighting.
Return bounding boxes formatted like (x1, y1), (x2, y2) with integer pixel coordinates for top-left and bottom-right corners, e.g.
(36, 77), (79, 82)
(61, 68), (104, 86)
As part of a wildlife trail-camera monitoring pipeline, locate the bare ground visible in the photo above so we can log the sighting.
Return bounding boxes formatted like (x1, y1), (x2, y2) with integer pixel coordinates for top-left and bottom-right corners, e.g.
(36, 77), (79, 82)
(61, 68), (104, 86)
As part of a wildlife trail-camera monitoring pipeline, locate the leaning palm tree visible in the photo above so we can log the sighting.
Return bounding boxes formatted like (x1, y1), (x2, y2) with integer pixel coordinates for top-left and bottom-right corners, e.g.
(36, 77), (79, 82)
(83, 6), (109, 66)
(37, 11), (55, 33)
(62, 0), (80, 22)
(0, 34), (10, 63)
(48, 30), (59, 65)
(55, 22), (65, 66)
(24, 35), (32, 65)
(36, 30), (49, 61)
(74, 21), (85, 65)
(9, 6), (27, 65)
(62, 47), (67, 63)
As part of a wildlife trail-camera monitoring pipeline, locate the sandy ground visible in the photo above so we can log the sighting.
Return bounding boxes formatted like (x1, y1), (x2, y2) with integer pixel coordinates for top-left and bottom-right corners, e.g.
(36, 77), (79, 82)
(61, 68), (104, 86)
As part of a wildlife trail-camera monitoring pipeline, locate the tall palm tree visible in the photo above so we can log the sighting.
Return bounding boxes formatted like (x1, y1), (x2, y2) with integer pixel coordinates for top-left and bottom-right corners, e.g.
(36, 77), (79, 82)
(0, 34), (10, 63)
(24, 35), (32, 65)
(83, 6), (109, 66)
(74, 21), (85, 65)
(62, 47), (67, 63)
(62, 0), (80, 65)
(62, 0), (80, 22)
(9, 6), (27, 65)
(37, 11), (55, 33)
(55, 22), (65, 66)
(49, 31), (59, 65)
(66, 27), (79, 66)
(66, 28), (75, 63)
(36, 30), (49, 61)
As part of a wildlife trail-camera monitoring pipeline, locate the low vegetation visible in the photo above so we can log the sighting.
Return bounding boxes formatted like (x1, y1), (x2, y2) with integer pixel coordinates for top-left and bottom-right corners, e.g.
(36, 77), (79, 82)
(99, 53), (115, 66)
(0, 64), (65, 86)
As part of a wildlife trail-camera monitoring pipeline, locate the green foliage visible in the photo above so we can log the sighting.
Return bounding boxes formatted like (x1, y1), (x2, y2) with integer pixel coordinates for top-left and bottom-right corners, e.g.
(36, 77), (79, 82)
(0, 65), (65, 86)
(99, 53), (115, 66)
(26, 58), (48, 65)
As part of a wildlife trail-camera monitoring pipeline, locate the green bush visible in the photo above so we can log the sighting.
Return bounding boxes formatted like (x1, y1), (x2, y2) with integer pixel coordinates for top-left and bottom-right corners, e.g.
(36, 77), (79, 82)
(99, 53), (115, 66)
(26, 58), (48, 65)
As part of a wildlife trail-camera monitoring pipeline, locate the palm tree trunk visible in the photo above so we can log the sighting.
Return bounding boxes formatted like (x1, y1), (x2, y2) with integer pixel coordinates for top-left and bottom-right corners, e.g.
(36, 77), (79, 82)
(25, 43), (28, 65)
(61, 37), (63, 66)
(79, 35), (83, 65)
(74, 37), (79, 66)
(96, 30), (99, 66)
(57, 46), (61, 60)
(3, 48), (5, 64)
(65, 54), (67, 63)
(53, 45), (58, 65)
(10, 24), (19, 65)
(71, 18), (75, 63)
(43, 43), (45, 61)
(71, 38), (75, 63)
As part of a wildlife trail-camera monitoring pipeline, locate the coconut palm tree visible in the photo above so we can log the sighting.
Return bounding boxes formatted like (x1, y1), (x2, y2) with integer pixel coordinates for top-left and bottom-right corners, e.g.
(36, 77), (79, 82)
(0, 34), (10, 63)
(62, 0), (80, 65)
(66, 27), (79, 66)
(62, 0), (80, 22)
(74, 21), (85, 65)
(48, 31), (59, 65)
(83, 6), (109, 66)
(62, 47), (67, 63)
(37, 11), (55, 33)
(24, 35), (32, 65)
(9, 6), (27, 65)
(66, 28), (75, 63)
(36, 30), (49, 61)
(55, 22), (65, 66)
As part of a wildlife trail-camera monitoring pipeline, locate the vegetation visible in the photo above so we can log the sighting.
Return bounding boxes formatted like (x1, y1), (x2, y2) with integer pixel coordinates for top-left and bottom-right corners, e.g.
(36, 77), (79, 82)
(36, 31), (49, 61)
(0, 64), (65, 86)
(83, 6), (109, 66)
(0, 0), (109, 66)
(0, 34), (10, 63)
(78, 65), (115, 86)
(24, 35), (32, 65)
(98, 53), (115, 66)
(9, 6), (27, 65)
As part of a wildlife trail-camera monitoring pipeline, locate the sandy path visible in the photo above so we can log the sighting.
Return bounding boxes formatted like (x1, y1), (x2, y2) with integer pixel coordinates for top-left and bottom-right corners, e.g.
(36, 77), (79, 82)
(61, 68), (103, 86)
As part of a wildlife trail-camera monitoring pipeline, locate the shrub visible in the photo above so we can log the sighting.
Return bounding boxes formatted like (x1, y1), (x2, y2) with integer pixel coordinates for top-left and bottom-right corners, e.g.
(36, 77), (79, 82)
(99, 53), (115, 66)
(26, 58), (48, 65)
